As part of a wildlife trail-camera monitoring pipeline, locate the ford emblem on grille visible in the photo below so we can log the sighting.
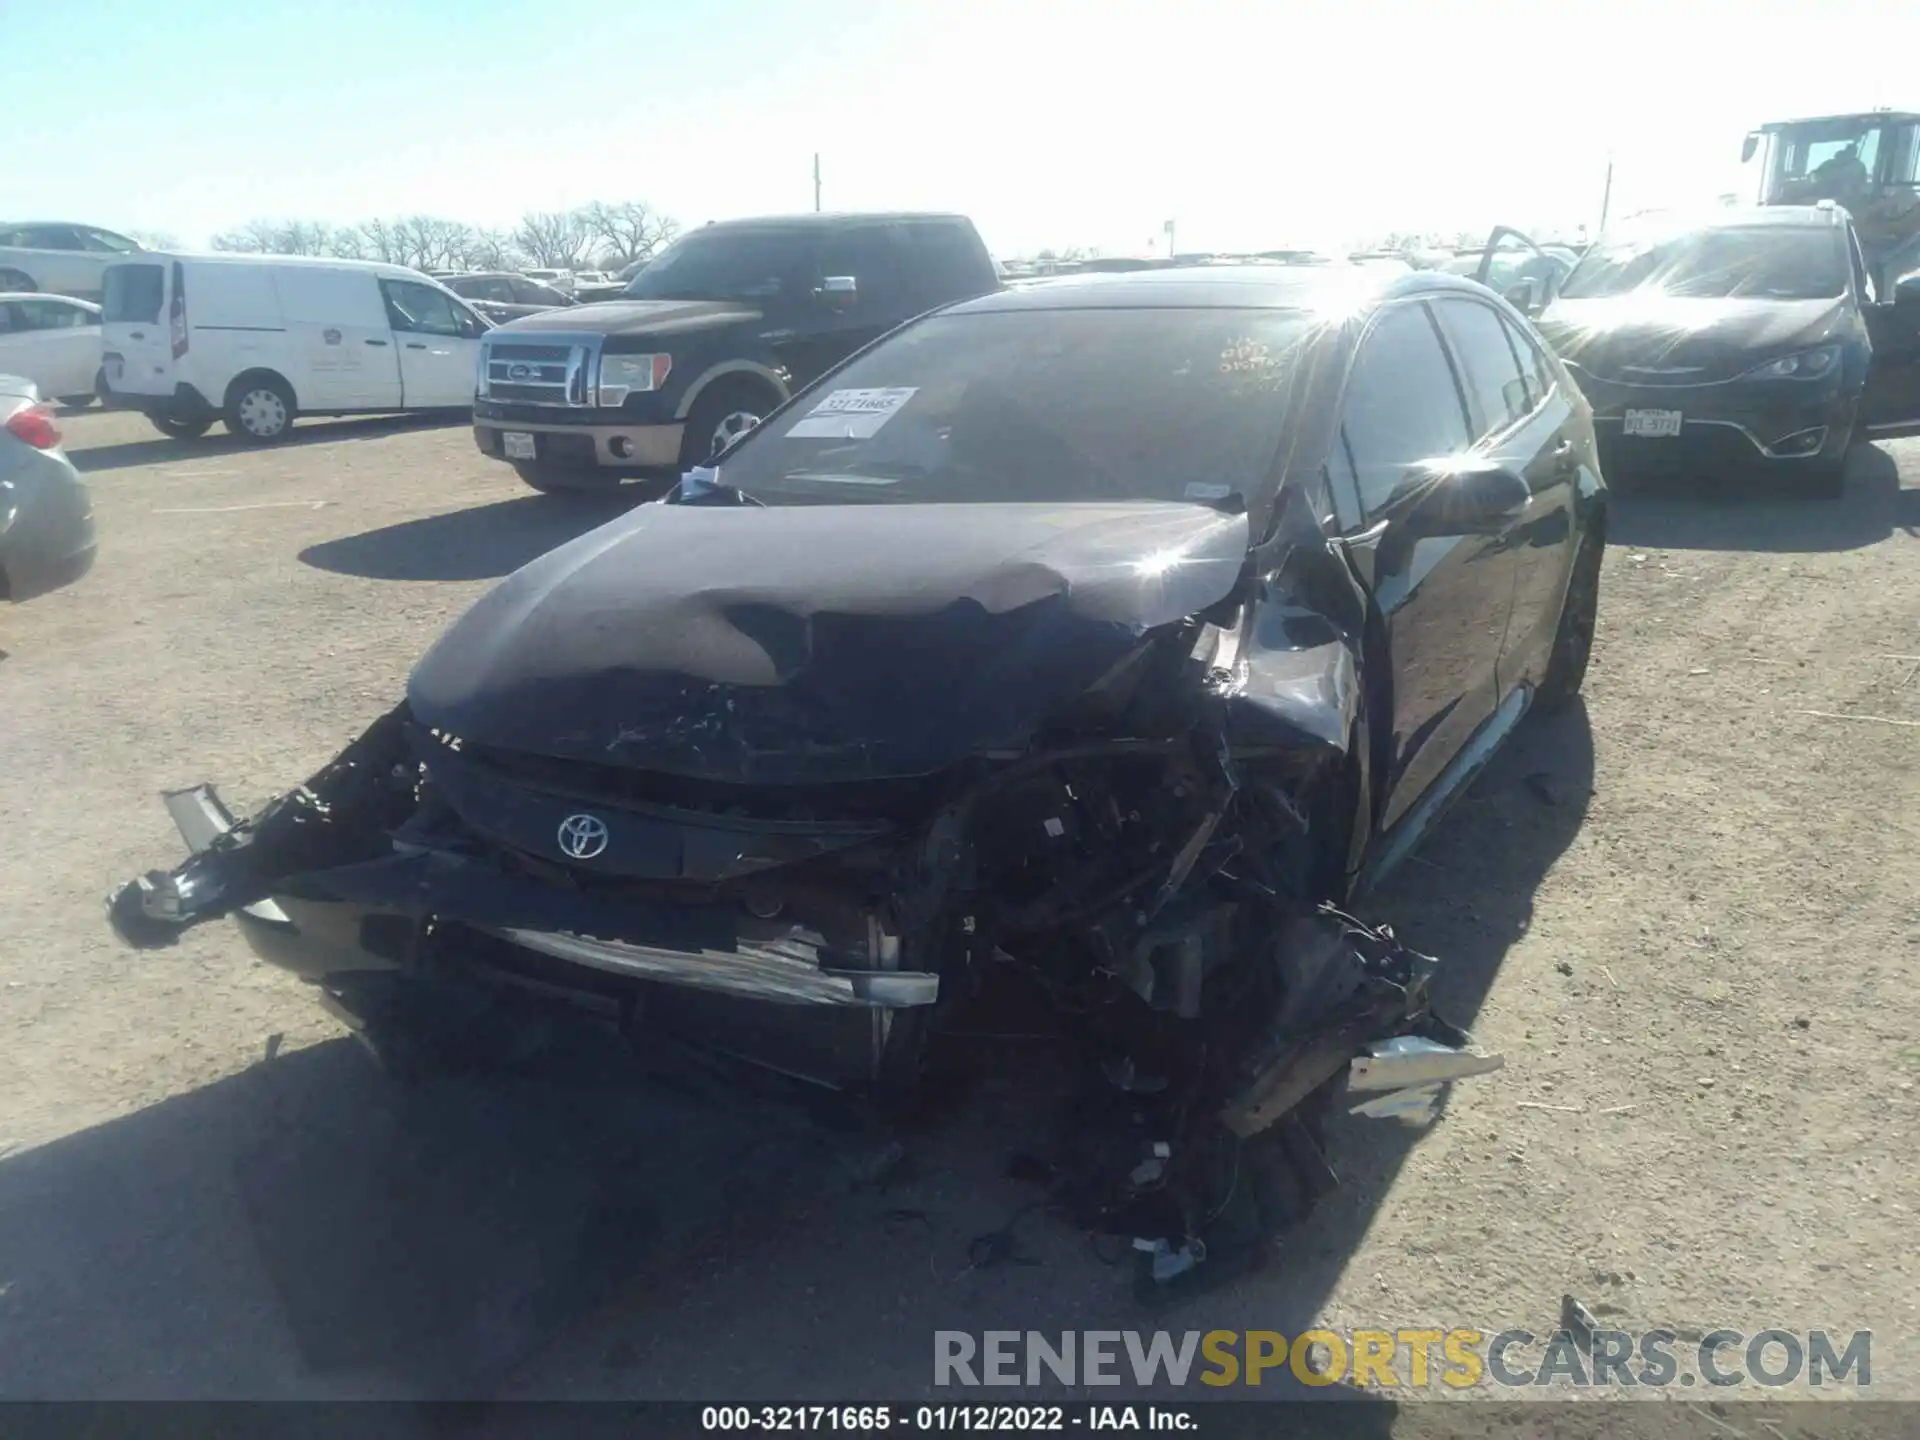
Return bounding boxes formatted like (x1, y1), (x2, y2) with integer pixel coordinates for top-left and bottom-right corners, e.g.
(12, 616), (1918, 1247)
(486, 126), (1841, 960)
(507, 363), (534, 381)
(556, 813), (610, 859)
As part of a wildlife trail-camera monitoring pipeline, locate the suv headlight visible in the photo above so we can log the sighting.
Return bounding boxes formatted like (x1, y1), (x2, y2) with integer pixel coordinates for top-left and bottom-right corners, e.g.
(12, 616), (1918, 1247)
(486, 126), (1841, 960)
(1740, 344), (1841, 381)
(597, 353), (672, 405)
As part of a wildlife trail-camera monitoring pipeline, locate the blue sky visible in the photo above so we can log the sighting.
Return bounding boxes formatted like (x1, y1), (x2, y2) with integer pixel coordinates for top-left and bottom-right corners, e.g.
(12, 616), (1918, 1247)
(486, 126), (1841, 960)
(6, 0), (1914, 257)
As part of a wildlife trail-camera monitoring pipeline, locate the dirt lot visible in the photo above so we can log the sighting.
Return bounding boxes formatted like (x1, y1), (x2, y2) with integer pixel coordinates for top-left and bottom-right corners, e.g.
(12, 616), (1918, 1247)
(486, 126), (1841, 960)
(1, 409), (1917, 1411)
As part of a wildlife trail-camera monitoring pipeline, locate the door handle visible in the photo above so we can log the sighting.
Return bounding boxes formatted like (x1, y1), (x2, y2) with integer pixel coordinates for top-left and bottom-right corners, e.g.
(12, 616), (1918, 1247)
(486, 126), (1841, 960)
(129, 330), (144, 340)
(406, 342), (426, 350)
(365, 338), (388, 347)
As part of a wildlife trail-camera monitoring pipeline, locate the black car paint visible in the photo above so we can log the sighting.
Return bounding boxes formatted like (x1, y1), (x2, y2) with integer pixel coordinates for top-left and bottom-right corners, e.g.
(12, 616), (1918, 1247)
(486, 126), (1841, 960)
(472, 214), (1000, 433)
(1537, 207), (1920, 464)
(108, 266), (1597, 1188)
(408, 501), (1250, 786)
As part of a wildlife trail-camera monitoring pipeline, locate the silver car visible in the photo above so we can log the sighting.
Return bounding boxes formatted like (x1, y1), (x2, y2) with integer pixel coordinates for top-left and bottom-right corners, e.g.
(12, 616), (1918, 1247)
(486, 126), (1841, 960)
(1, 374), (95, 602)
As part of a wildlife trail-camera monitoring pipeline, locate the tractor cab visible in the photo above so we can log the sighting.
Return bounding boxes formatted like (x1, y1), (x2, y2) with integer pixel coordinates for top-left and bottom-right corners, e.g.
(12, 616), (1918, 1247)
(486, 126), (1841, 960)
(1744, 110), (1920, 292)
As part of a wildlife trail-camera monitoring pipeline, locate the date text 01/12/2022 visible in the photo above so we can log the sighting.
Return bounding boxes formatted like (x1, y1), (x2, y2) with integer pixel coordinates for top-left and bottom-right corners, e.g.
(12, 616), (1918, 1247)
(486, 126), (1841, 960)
(700, 1406), (1196, 1432)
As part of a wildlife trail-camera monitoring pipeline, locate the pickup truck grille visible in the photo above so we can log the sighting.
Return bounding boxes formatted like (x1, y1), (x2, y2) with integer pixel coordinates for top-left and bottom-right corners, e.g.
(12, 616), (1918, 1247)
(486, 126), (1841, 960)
(480, 336), (595, 407)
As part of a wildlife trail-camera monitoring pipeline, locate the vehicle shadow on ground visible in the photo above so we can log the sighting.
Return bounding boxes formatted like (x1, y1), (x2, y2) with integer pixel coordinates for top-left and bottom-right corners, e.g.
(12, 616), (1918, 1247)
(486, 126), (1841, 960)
(1606, 441), (1919, 552)
(67, 413), (467, 474)
(298, 492), (639, 582)
(0, 707), (1591, 1412)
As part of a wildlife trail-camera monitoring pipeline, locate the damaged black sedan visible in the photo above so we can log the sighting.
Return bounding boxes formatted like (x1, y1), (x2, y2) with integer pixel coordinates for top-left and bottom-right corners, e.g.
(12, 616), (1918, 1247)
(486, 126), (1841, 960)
(111, 266), (1604, 1290)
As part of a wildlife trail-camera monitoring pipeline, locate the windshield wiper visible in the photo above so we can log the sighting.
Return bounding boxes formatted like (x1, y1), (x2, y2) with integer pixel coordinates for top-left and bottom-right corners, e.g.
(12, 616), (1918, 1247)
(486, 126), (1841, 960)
(670, 469), (764, 506)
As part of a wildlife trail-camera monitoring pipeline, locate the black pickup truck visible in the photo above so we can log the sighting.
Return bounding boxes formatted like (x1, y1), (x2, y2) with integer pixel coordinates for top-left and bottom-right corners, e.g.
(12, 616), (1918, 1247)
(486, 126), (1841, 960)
(471, 212), (1002, 493)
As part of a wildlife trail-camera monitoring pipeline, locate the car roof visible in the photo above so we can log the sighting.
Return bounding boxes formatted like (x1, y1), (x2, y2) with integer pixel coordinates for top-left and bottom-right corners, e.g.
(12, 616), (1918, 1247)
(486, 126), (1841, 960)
(1598, 205), (1848, 240)
(1759, 111), (1920, 131)
(0, 292), (100, 307)
(693, 212), (974, 235)
(947, 262), (1489, 314)
(110, 251), (443, 284)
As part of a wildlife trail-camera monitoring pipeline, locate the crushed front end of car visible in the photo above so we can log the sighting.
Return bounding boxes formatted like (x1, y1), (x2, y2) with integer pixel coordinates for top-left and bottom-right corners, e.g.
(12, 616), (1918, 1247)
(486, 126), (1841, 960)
(108, 488), (1501, 1300)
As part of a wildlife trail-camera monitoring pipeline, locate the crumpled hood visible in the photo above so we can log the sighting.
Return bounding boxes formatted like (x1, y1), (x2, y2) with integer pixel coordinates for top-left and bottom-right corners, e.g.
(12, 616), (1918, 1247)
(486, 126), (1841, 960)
(490, 298), (761, 338)
(408, 500), (1250, 784)
(1537, 295), (1846, 384)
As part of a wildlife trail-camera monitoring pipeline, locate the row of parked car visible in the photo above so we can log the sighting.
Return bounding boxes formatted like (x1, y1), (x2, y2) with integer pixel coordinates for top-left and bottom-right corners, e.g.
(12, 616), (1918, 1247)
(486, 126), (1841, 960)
(7, 201), (1920, 616)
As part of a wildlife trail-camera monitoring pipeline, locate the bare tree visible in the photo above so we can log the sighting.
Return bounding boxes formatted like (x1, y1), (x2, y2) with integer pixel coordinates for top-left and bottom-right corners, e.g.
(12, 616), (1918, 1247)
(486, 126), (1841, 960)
(579, 200), (681, 269)
(514, 210), (592, 268)
(385, 215), (475, 271)
(350, 218), (404, 265)
(461, 228), (523, 270)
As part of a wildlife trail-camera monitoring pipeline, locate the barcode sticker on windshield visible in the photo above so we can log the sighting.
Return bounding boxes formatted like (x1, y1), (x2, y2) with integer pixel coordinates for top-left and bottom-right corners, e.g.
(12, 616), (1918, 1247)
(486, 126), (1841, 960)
(786, 387), (918, 439)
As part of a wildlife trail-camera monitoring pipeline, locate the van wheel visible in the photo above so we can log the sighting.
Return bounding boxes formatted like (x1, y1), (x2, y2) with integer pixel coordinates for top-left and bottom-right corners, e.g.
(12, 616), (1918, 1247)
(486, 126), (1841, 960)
(224, 375), (296, 442)
(679, 379), (777, 469)
(152, 414), (213, 439)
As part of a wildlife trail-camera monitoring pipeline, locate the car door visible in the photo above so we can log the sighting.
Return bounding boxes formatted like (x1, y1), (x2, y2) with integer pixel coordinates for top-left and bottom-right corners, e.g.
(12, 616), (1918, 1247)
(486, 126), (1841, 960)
(11, 297), (102, 397)
(379, 278), (487, 408)
(1324, 299), (1521, 836)
(1429, 294), (1587, 694)
(781, 223), (913, 385)
(1862, 271), (1920, 437)
(1473, 226), (1563, 318)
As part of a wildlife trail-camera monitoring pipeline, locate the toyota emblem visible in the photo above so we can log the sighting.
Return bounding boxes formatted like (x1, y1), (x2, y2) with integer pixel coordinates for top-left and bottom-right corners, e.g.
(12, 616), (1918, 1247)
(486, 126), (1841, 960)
(556, 813), (610, 860)
(507, 363), (534, 381)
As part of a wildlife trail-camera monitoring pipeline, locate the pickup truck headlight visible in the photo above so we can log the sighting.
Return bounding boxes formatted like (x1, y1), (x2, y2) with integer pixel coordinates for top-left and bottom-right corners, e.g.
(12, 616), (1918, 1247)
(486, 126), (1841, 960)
(1740, 344), (1841, 381)
(597, 353), (672, 405)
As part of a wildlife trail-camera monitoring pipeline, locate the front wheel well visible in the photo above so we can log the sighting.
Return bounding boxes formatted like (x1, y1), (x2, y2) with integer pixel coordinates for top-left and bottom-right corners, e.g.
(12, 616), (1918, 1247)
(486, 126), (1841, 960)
(684, 371), (784, 421)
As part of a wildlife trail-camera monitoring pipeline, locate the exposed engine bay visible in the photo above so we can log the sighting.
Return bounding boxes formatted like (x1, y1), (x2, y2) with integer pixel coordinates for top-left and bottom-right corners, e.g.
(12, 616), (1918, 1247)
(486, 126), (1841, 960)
(107, 490), (1505, 1302)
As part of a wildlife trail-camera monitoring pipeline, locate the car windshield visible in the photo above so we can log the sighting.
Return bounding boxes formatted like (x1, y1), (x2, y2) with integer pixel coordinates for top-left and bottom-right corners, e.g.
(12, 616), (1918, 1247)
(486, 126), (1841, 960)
(1559, 226), (1846, 301)
(700, 307), (1314, 507)
(623, 229), (807, 302)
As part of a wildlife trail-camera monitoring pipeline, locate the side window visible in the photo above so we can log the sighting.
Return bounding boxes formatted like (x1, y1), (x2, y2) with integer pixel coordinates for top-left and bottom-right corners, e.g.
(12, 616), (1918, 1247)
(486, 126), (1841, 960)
(475, 278), (516, 304)
(381, 279), (467, 337)
(1340, 302), (1473, 520)
(15, 299), (87, 330)
(1500, 311), (1557, 410)
(0, 304), (16, 334)
(904, 222), (996, 305)
(515, 279), (567, 306)
(24, 226), (84, 251)
(815, 225), (907, 312)
(1431, 296), (1532, 439)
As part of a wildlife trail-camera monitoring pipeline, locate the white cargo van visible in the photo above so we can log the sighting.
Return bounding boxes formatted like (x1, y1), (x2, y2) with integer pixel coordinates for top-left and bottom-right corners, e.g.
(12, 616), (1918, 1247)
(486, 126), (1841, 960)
(97, 253), (492, 441)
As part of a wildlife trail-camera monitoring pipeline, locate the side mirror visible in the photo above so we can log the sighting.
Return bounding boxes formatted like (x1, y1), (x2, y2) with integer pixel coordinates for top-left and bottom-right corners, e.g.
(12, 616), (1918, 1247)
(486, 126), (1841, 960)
(817, 274), (858, 309)
(1741, 133), (1759, 164)
(1397, 457), (1531, 537)
(1504, 277), (1544, 315)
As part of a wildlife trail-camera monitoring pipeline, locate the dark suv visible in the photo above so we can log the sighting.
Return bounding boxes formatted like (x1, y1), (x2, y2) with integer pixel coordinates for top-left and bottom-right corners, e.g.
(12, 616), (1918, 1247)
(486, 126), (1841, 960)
(1536, 204), (1920, 495)
(470, 212), (1001, 493)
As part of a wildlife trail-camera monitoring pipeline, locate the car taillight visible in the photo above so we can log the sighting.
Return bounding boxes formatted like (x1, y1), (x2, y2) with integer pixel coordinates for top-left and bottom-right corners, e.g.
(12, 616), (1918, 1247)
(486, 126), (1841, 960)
(5, 404), (62, 450)
(169, 260), (189, 359)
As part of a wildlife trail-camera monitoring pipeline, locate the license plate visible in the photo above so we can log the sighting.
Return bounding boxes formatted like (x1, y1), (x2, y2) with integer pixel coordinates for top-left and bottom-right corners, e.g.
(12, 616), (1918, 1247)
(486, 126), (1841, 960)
(502, 431), (537, 460)
(1623, 408), (1683, 439)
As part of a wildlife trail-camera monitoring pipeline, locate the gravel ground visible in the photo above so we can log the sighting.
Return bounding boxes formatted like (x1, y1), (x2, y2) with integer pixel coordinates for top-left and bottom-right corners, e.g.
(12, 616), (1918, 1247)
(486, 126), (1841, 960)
(1, 409), (1916, 1416)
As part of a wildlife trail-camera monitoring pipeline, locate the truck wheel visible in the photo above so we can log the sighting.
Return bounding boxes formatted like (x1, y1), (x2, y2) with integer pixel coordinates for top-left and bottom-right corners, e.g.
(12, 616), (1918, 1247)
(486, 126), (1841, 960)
(679, 379), (776, 468)
(152, 414), (213, 440)
(512, 461), (622, 495)
(59, 393), (97, 409)
(224, 374), (297, 442)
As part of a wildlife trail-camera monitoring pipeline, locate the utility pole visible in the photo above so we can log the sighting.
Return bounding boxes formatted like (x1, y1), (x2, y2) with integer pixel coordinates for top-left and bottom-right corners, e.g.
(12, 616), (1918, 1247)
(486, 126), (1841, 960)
(814, 154), (822, 213)
(1598, 159), (1614, 234)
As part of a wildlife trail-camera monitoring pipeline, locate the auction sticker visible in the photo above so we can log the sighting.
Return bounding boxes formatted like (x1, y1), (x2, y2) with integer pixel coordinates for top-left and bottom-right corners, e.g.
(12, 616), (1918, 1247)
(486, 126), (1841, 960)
(786, 387), (918, 439)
